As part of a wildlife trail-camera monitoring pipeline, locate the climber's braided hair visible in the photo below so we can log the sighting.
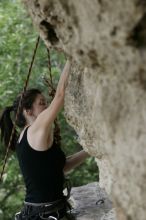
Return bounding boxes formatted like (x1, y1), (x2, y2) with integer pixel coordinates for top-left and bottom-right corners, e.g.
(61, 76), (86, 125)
(0, 88), (42, 151)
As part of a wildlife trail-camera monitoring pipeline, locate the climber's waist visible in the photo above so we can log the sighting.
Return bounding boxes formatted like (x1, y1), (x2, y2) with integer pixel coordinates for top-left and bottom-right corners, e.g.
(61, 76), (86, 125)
(24, 198), (67, 216)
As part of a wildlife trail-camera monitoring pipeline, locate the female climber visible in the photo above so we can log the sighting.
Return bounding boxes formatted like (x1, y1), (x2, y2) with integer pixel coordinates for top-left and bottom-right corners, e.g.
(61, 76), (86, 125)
(0, 59), (89, 220)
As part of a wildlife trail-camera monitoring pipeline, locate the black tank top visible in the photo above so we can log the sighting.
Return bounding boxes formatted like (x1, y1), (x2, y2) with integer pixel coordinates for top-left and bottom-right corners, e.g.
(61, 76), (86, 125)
(16, 127), (66, 203)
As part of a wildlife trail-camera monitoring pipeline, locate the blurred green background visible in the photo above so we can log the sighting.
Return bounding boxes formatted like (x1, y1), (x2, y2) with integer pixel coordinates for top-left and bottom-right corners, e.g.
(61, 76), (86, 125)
(0, 0), (98, 219)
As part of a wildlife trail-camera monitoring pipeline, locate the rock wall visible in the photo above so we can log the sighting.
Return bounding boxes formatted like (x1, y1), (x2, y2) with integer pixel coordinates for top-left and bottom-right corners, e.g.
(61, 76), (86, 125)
(70, 182), (116, 220)
(22, 0), (146, 219)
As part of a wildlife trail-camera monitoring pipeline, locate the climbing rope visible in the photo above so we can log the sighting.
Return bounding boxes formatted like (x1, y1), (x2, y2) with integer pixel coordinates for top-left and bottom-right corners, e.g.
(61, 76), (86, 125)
(0, 36), (63, 182)
(0, 36), (40, 182)
(44, 48), (61, 147)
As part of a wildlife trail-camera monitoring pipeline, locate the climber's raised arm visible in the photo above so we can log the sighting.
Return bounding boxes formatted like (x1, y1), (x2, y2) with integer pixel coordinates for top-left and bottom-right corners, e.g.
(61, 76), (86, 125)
(63, 150), (90, 174)
(32, 59), (71, 130)
(25, 59), (71, 151)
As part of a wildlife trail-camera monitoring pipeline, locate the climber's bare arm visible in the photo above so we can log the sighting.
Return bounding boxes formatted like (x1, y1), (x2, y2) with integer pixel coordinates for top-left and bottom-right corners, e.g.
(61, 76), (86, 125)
(63, 150), (90, 174)
(28, 60), (71, 150)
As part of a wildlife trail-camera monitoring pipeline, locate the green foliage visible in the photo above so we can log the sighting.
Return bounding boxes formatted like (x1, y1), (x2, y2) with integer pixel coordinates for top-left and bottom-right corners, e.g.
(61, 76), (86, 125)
(0, 155), (24, 220)
(0, 0), (98, 219)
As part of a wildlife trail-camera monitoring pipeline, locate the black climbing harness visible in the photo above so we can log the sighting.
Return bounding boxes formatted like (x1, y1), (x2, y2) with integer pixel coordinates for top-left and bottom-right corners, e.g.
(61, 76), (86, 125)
(14, 179), (73, 220)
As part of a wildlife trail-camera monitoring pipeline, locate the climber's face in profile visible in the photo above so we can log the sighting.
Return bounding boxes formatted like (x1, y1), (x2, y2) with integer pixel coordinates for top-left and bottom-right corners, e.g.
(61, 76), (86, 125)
(31, 93), (48, 118)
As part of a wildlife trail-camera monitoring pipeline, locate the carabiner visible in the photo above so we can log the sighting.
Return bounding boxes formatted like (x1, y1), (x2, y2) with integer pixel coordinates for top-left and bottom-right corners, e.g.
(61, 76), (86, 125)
(48, 217), (58, 220)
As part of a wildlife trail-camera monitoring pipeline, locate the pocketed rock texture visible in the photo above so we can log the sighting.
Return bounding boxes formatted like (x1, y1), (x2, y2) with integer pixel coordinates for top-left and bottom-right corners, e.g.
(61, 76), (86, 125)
(22, 1), (146, 220)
